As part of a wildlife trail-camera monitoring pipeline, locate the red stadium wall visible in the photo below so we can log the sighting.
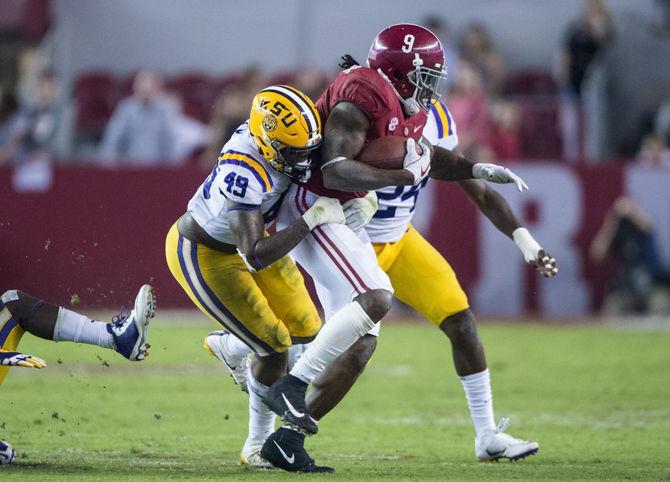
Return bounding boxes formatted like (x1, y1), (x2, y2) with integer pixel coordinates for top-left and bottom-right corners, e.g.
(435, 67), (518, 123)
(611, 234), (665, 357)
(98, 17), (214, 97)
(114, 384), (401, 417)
(2, 162), (661, 316)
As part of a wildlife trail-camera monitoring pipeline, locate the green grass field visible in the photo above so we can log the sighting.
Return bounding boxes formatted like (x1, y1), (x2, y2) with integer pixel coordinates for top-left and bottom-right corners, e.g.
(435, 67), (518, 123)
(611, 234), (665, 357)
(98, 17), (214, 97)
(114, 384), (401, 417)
(1, 312), (669, 480)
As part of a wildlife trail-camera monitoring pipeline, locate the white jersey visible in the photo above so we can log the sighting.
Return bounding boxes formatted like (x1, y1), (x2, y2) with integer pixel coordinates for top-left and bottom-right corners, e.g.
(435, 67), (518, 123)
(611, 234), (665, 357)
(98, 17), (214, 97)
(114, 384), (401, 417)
(187, 122), (291, 244)
(365, 100), (459, 243)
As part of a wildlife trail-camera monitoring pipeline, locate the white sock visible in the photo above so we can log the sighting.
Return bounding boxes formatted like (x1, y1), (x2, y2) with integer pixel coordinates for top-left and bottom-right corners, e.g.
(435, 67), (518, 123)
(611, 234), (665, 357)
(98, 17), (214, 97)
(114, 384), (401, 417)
(224, 331), (253, 361)
(287, 343), (308, 370)
(290, 301), (376, 384)
(53, 307), (114, 349)
(460, 368), (496, 438)
(244, 368), (276, 451)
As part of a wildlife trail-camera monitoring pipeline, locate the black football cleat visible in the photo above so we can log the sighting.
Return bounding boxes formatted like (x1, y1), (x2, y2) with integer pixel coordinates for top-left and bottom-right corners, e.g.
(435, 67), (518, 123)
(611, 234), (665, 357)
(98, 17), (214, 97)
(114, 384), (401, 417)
(260, 428), (334, 473)
(262, 374), (318, 435)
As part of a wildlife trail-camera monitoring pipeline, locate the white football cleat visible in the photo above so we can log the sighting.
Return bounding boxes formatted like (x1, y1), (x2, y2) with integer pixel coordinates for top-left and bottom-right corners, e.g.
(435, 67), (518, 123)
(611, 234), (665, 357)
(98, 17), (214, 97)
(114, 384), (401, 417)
(107, 284), (156, 361)
(240, 441), (275, 469)
(204, 331), (249, 392)
(0, 439), (16, 465)
(476, 418), (539, 462)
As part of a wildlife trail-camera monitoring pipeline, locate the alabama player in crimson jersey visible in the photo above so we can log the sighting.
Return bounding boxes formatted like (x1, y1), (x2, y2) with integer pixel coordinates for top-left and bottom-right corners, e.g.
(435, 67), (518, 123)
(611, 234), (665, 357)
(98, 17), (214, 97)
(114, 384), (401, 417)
(249, 24), (536, 471)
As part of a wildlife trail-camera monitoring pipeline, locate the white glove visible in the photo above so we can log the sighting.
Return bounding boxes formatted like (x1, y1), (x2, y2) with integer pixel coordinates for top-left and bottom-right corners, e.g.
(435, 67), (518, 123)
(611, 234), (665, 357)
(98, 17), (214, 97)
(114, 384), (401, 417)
(302, 196), (345, 230)
(403, 138), (431, 185)
(343, 191), (378, 231)
(513, 227), (558, 278)
(473, 163), (529, 192)
(0, 349), (47, 368)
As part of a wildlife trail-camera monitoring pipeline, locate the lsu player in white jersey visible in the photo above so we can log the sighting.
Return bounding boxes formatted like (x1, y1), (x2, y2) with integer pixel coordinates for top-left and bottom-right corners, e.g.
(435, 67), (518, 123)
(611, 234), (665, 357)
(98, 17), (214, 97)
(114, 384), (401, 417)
(0, 285), (155, 464)
(165, 85), (365, 472)
(308, 99), (558, 462)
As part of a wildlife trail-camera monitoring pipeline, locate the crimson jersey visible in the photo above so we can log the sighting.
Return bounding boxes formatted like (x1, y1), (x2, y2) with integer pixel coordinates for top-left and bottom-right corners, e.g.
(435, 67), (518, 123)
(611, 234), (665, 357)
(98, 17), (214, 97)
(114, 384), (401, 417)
(303, 66), (428, 202)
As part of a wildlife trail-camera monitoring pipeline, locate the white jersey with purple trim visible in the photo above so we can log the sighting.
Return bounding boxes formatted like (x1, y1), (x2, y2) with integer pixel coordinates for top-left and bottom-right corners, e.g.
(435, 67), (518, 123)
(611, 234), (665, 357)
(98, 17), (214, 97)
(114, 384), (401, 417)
(365, 100), (459, 243)
(187, 122), (291, 244)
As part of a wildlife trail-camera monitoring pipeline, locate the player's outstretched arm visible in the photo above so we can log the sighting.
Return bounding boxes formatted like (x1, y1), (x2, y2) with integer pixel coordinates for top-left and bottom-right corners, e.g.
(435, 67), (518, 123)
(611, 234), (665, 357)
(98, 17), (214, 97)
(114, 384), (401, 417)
(228, 199), (345, 271)
(429, 146), (528, 192)
(321, 102), (417, 191)
(458, 179), (558, 278)
(0, 349), (47, 368)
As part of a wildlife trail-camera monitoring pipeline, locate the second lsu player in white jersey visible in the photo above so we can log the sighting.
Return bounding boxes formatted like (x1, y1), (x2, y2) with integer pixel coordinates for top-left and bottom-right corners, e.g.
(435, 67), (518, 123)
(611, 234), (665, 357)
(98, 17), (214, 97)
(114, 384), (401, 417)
(311, 99), (559, 462)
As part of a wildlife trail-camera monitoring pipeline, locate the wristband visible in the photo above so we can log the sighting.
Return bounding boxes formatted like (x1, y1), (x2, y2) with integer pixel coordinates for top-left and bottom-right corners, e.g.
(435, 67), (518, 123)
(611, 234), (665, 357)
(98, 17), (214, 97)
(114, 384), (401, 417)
(512, 227), (542, 261)
(320, 156), (346, 170)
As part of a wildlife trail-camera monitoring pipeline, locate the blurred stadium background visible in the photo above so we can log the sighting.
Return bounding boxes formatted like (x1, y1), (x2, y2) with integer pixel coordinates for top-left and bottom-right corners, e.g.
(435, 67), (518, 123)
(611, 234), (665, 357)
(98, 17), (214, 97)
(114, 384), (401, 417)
(2, 1), (670, 479)
(2, 0), (670, 318)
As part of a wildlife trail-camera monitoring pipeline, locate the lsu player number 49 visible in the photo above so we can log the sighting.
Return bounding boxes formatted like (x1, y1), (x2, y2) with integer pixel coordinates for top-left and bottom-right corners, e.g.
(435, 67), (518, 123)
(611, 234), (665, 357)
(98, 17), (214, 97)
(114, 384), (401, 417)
(166, 85), (345, 472)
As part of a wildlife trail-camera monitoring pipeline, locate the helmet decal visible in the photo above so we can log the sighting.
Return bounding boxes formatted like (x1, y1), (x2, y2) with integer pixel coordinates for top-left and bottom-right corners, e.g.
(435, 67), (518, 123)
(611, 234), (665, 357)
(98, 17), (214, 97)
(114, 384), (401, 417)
(262, 113), (277, 132)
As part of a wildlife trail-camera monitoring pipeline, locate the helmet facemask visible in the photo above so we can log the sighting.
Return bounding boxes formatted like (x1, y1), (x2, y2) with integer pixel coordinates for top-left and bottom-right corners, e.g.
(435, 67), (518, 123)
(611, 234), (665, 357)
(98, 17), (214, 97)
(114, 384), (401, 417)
(268, 137), (321, 183)
(407, 54), (448, 111)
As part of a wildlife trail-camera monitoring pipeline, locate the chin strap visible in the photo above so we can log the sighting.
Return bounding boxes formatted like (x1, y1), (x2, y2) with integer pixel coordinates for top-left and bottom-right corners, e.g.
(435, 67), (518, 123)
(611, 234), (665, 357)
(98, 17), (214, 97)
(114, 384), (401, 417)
(375, 68), (421, 116)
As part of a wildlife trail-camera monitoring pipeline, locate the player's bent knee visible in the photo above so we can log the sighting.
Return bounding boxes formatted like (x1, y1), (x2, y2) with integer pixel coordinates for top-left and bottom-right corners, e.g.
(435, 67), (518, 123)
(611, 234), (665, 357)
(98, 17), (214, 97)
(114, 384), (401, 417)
(1, 290), (29, 315)
(439, 308), (478, 339)
(355, 289), (393, 322)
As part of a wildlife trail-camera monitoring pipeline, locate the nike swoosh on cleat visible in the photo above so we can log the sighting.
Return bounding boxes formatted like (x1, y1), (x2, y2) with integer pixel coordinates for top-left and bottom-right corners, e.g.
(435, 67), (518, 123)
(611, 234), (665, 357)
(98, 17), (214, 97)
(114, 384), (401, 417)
(282, 393), (305, 418)
(273, 441), (295, 464)
(486, 448), (506, 458)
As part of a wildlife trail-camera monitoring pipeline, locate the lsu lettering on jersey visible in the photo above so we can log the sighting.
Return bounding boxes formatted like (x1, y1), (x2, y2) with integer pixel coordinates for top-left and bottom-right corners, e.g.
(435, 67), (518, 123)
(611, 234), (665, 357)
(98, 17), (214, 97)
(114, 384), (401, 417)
(365, 100), (458, 243)
(187, 122), (291, 244)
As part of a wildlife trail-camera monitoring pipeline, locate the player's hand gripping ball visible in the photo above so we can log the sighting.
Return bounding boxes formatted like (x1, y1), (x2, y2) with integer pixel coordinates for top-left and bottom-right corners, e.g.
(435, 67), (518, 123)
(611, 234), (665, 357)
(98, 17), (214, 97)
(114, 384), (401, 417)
(0, 440), (16, 465)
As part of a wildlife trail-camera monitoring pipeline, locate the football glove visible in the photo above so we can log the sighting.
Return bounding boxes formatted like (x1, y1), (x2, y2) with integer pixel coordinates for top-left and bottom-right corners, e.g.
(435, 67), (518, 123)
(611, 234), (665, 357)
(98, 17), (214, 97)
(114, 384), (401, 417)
(343, 191), (378, 231)
(513, 228), (558, 278)
(0, 349), (47, 368)
(473, 163), (529, 192)
(302, 197), (346, 230)
(403, 138), (431, 185)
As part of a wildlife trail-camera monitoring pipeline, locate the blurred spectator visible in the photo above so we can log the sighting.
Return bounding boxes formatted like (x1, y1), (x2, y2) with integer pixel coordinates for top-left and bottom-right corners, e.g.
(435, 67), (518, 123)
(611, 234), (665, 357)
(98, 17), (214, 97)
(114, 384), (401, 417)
(1, 70), (62, 165)
(590, 197), (670, 314)
(200, 66), (266, 167)
(0, 89), (22, 164)
(555, 0), (614, 160)
(423, 15), (458, 89)
(458, 22), (506, 96)
(635, 135), (670, 168)
(489, 101), (522, 160)
(97, 70), (177, 165)
(164, 89), (209, 162)
(556, 0), (614, 97)
(447, 60), (493, 161)
(0, 71), (62, 191)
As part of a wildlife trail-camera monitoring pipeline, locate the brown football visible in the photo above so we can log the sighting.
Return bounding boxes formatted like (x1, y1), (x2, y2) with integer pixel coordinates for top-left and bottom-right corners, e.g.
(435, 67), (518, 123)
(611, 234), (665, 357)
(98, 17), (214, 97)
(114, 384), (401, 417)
(357, 136), (422, 170)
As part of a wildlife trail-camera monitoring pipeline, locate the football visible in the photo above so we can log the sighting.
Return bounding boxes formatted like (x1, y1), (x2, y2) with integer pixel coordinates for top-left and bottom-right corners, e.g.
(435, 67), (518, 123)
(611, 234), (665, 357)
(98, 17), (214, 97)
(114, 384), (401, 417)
(0, 440), (16, 465)
(357, 136), (423, 170)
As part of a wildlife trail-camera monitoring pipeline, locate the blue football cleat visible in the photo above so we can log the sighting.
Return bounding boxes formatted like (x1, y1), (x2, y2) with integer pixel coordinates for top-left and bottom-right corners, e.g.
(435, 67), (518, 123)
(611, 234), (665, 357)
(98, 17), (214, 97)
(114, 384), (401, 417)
(107, 285), (156, 361)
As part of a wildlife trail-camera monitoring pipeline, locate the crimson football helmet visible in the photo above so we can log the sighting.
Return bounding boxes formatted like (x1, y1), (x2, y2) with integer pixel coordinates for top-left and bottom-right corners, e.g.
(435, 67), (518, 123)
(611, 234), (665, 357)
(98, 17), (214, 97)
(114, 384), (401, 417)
(368, 23), (447, 114)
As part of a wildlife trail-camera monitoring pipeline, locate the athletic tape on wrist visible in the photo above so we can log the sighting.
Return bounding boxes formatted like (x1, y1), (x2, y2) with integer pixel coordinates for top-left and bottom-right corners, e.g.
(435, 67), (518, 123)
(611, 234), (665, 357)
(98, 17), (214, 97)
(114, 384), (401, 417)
(512, 227), (541, 258)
